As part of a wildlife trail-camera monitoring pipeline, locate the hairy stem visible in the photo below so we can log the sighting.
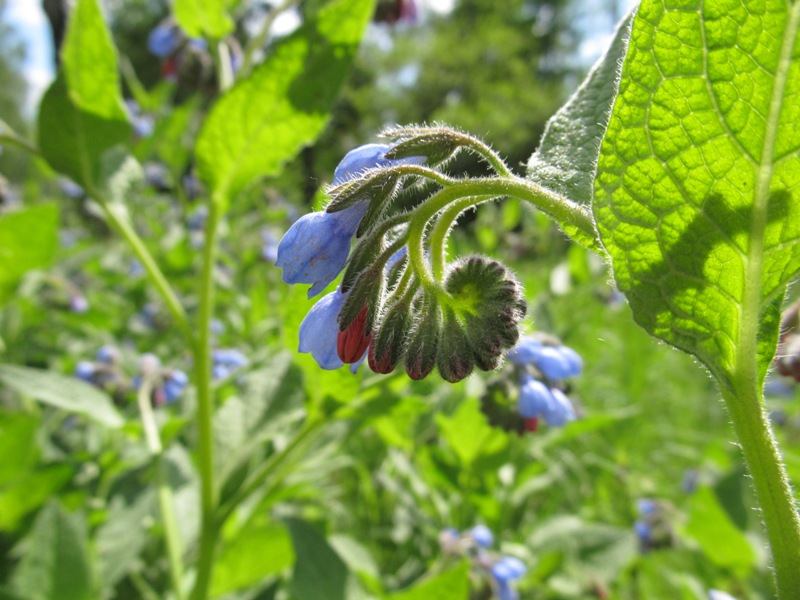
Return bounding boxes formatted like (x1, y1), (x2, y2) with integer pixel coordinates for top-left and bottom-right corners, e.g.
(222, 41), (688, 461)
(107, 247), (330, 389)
(188, 197), (223, 600)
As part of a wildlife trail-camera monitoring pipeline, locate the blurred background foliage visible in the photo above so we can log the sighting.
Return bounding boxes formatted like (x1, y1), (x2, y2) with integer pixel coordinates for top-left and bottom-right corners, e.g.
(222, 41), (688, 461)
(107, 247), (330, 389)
(0, 0), (797, 599)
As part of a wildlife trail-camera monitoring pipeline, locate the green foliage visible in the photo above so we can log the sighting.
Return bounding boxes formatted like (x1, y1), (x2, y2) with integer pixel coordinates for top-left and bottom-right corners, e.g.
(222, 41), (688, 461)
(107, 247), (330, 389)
(593, 0), (800, 390)
(0, 365), (123, 428)
(173, 0), (234, 39)
(10, 501), (94, 600)
(195, 0), (377, 205)
(0, 204), (59, 304)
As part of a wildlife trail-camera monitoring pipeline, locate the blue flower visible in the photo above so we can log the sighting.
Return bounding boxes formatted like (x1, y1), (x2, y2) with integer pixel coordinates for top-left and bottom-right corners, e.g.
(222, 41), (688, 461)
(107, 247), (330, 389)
(470, 525), (494, 548)
(148, 22), (180, 57)
(96, 345), (120, 365)
(517, 377), (575, 426)
(333, 143), (424, 185)
(491, 556), (526, 600)
(506, 336), (582, 380)
(276, 205), (368, 298)
(211, 348), (249, 380)
(75, 361), (95, 382)
(299, 288), (349, 369)
(164, 370), (188, 403)
(709, 591), (738, 600)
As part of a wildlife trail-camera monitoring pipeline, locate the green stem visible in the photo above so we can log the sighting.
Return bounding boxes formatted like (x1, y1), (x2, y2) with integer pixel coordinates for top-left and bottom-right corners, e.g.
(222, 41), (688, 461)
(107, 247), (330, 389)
(136, 378), (186, 600)
(188, 198), (223, 600)
(98, 201), (193, 343)
(723, 381), (800, 597)
(429, 196), (493, 280)
(408, 176), (595, 292)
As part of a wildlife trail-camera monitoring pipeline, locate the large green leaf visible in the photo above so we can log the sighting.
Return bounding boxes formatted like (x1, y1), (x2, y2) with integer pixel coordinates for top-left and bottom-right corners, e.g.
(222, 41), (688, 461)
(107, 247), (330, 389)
(211, 521), (294, 596)
(173, 0), (234, 39)
(61, 0), (128, 122)
(37, 0), (129, 186)
(526, 12), (635, 249)
(593, 0), (800, 390)
(387, 562), (469, 600)
(195, 0), (376, 204)
(11, 502), (94, 600)
(0, 204), (59, 305)
(286, 518), (356, 600)
(0, 365), (124, 428)
(683, 485), (756, 573)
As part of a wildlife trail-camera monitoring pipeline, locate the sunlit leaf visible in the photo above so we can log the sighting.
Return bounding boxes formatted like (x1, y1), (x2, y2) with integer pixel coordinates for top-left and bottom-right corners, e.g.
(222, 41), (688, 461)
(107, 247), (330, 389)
(593, 0), (800, 391)
(173, 0), (234, 39)
(0, 365), (124, 428)
(387, 562), (469, 600)
(195, 0), (376, 205)
(526, 12), (635, 249)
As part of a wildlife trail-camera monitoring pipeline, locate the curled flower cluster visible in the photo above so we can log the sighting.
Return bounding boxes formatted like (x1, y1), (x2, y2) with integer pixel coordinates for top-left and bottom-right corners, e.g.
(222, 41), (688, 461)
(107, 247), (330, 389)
(439, 525), (526, 600)
(277, 133), (529, 383)
(75, 346), (188, 406)
(506, 335), (581, 431)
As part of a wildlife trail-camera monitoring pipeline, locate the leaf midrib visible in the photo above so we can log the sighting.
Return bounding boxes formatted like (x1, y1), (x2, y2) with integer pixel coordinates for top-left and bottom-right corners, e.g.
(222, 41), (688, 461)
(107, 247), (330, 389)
(736, 0), (800, 384)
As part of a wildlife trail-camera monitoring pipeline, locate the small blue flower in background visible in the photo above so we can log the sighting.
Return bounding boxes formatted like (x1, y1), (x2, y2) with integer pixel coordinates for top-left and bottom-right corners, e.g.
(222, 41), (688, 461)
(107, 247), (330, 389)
(75, 361), (95, 382)
(709, 591), (738, 600)
(261, 229), (280, 263)
(491, 556), (526, 600)
(298, 289), (349, 370)
(439, 526), (526, 600)
(96, 345), (120, 365)
(505, 335), (582, 431)
(69, 294), (89, 313)
(212, 348), (249, 380)
(470, 525), (494, 549)
(148, 21), (181, 57)
(164, 370), (189, 403)
(507, 337), (582, 380)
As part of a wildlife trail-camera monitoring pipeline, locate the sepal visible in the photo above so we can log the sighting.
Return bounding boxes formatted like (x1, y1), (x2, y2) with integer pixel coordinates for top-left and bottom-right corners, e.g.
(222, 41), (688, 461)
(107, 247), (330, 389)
(382, 124), (464, 166)
(368, 293), (415, 374)
(404, 292), (442, 380)
(437, 309), (474, 383)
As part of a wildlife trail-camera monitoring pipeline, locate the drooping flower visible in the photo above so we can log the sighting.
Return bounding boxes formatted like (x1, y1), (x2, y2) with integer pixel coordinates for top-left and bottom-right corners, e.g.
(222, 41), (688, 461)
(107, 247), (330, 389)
(299, 288), (349, 370)
(490, 556), (526, 600)
(470, 525), (494, 549)
(277, 144), (424, 299)
(276, 205), (369, 298)
(211, 348), (249, 380)
(147, 21), (181, 57)
(506, 336), (582, 380)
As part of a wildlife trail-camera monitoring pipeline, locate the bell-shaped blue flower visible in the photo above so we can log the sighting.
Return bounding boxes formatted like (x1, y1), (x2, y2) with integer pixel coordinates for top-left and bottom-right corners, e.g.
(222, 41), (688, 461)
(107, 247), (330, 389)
(299, 288), (349, 370)
(491, 555), (526, 600)
(147, 23), (180, 57)
(276, 204), (368, 298)
(517, 377), (554, 418)
(544, 388), (576, 426)
(470, 525), (494, 548)
(333, 143), (424, 185)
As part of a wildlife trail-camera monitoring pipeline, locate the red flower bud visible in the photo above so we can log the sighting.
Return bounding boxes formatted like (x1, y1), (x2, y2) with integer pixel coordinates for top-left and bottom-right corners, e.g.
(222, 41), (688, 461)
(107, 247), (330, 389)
(337, 305), (371, 363)
(524, 417), (539, 433)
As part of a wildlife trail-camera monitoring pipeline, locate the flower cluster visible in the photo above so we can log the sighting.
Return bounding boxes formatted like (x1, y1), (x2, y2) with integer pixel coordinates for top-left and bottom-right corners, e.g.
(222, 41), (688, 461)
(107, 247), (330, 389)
(439, 525), (526, 600)
(633, 498), (673, 554)
(506, 335), (581, 431)
(75, 346), (188, 406)
(277, 133), (529, 383)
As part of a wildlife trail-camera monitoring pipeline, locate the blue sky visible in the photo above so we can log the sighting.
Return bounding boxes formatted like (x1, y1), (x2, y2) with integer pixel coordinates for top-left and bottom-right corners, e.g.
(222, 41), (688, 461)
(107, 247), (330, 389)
(2, 0), (54, 111)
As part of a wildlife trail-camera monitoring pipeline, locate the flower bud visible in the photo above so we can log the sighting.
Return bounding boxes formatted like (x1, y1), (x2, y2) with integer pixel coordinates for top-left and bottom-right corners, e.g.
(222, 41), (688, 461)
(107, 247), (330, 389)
(369, 294), (414, 374)
(445, 256), (526, 373)
(404, 293), (442, 380)
(337, 304), (372, 363)
(437, 309), (474, 383)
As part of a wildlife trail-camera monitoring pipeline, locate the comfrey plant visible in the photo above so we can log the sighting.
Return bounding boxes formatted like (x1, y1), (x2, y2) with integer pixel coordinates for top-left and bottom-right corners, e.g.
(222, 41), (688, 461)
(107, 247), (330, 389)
(277, 138), (528, 382)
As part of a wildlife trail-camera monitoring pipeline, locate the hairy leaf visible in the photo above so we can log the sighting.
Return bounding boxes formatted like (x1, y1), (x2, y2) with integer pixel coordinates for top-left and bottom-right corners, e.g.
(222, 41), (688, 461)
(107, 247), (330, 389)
(11, 502), (94, 600)
(594, 0), (800, 390)
(195, 0), (376, 205)
(526, 12), (635, 249)
(0, 365), (124, 428)
(174, 0), (234, 39)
